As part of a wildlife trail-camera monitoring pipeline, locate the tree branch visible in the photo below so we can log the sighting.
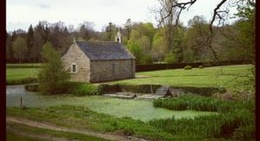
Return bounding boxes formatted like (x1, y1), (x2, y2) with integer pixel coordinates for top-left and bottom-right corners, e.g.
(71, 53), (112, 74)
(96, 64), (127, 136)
(157, 0), (197, 26)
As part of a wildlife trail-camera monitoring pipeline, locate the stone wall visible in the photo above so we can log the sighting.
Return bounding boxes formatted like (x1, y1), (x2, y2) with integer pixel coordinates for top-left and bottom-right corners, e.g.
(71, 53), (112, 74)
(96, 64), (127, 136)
(90, 59), (135, 83)
(61, 43), (90, 82)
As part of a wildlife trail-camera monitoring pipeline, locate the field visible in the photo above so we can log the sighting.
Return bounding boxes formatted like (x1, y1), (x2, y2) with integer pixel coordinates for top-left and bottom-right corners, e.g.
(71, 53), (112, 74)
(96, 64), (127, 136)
(6, 64), (255, 140)
(114, 65), (254, 91)
(6, 64), (254, 90)
(6, 63), (41, 85)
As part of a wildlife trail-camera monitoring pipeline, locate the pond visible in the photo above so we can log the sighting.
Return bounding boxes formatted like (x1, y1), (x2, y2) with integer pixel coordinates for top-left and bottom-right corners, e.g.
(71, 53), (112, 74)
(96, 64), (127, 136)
(6, 85), (217, 122)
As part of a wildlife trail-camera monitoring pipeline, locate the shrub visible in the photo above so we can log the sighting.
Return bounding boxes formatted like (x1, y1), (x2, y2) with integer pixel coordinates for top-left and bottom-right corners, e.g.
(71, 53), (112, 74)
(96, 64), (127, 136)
(25, 84), (39, 92)
(66, 82), (98, 96)
(38, 42), (70, 95)
(164, 52), (176, 64)
(198, 65), (204, 69)
(171, 86), (226, 97)
(6, 77), (38, 85)
(184, 65), (192, 70)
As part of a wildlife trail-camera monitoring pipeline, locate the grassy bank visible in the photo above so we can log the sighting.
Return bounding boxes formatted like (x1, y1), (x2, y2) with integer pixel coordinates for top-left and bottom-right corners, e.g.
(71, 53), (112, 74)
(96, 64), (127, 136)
(7, 105), (175, 141)
(112, 65), (254, 91)
(150, 94), (255, 140)
(6, 68), (39, 85)
(7, 103), (253, 141)
(7, 122), (110, 141)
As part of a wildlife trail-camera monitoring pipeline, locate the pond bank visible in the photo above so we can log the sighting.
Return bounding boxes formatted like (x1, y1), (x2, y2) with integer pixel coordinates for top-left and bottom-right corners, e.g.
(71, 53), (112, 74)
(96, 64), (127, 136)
(6, 85), (217, 122)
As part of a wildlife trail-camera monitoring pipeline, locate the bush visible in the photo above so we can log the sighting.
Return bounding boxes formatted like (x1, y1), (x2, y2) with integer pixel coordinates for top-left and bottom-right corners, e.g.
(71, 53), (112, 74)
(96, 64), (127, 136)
(164, 52), (176, 64)
(6, 77), (38, 85)
(198, 65), (204, 69)
(38, 42), (70, 95)
(171, 86), (226, 97)
(25, 84), (39, 92)
(184, 65), (192, 70)
(66, 82), (98, 96)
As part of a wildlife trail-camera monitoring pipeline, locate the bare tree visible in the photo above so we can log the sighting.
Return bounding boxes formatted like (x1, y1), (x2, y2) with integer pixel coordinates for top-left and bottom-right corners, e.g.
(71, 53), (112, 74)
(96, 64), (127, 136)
(152, 0), (247, 62)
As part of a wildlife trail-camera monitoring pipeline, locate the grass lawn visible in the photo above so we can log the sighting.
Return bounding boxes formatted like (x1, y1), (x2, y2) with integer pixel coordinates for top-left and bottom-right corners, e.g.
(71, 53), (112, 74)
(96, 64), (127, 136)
(6, 64), (255, 141)
(6, 68), (40, 81)
(112, 65), (254, 91)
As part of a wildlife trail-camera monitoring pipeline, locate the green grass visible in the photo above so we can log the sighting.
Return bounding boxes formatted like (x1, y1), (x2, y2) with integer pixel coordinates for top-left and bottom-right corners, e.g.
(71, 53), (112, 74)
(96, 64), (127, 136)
(7, 104), (253, 141)
(6, 68), (40, 81)
(7, 122), (111, 141)
(7, 132), (48, 141)
(112, 65), (254, 91)
(150, 94), (255, 140)
(6, 68), (40, 85)
(7, 105), (176, 141)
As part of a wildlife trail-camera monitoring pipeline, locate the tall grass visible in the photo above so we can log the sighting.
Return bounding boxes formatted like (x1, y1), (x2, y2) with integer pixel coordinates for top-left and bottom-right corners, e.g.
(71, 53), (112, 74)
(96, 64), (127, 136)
(150, 94), (255, 140)
(153, 94), (254, 112)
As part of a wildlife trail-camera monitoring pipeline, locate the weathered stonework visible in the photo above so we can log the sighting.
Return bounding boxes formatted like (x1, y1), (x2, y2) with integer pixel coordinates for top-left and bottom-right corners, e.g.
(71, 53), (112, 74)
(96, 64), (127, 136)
(61, 41), (135, 83)
(90, 59), (135, 82)
(61, 42), (90, 82)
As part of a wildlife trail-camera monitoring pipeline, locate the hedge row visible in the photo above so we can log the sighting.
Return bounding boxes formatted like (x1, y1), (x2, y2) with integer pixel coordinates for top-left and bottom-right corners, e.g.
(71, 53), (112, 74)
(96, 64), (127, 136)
(25, 82), (98, 96)
(136, 60), (252, 72)
(6, 78), (38, 85)
(97, 84), (161, 94)
(97, 84), (226, 96)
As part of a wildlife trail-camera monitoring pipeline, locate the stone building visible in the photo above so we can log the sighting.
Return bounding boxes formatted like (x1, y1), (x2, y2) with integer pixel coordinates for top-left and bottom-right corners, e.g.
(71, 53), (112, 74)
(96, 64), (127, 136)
(61, 32), (135, 83)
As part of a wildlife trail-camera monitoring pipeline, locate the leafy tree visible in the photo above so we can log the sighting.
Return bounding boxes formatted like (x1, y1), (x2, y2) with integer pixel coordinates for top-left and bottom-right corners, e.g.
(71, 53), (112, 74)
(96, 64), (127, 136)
(124, 18), (132, 41)
(26, 24), (34, 61)
(12, 37), (28, 63)
(183, 15), (210, 62)
(6, 31), (13, 62)
(31, 21), (50, 62)
(76, 21), (95, 41)
(38, 41), (70, 95)
(105, 22), (117, 41)
(127, 40), (143, 65)
(151, 28), (167, 62)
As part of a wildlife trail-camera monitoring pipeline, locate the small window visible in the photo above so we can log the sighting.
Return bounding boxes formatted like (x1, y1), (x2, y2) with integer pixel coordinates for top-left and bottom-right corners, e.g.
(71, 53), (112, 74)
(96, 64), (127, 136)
(71, 64), (77, 73)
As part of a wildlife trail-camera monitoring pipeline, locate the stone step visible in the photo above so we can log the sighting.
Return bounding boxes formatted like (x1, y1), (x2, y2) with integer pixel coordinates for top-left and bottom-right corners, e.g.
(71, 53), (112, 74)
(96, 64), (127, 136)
(155, 85), (170, 96)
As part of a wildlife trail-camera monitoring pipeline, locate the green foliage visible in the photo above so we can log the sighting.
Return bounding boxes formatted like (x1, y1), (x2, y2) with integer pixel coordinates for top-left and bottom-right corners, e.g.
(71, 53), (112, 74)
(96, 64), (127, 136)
(154, 94), (255, 113)
(25, 82), (98, 96)
(38, 42), (70, 95)
(7, 122), (110, 141)
(65, 82), (98, 96)
(198, 65), (204, 69)
(7, 77), (38, 85)
(164, 52), (176, 63)
(7, 105), (175, 141)
(7, 132), (48, 141)
(184, 65), (192, 70)
(127, 40), (144, 64)
(12, 37), (28, 63)
(151, 95), (255, 139)
(25, 84), (39, 92)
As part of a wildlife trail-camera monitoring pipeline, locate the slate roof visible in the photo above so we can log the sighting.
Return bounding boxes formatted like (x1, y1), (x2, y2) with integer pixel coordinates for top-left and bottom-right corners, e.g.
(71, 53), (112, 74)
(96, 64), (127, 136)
(76, 41), (135, 61)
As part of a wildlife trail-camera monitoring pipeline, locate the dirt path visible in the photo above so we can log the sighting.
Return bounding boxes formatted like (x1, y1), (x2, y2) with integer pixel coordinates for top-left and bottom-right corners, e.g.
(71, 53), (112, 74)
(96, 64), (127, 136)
(6, 116), (147, 141)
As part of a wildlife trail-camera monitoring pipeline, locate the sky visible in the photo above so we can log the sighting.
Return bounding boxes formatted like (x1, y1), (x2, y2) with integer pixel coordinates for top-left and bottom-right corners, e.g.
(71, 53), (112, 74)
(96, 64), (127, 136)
(6, 0), (238, 32)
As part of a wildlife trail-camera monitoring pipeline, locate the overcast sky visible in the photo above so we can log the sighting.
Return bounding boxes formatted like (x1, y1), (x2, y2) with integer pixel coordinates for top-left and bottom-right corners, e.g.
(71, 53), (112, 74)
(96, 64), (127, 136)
(6, 0), (238, 32)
